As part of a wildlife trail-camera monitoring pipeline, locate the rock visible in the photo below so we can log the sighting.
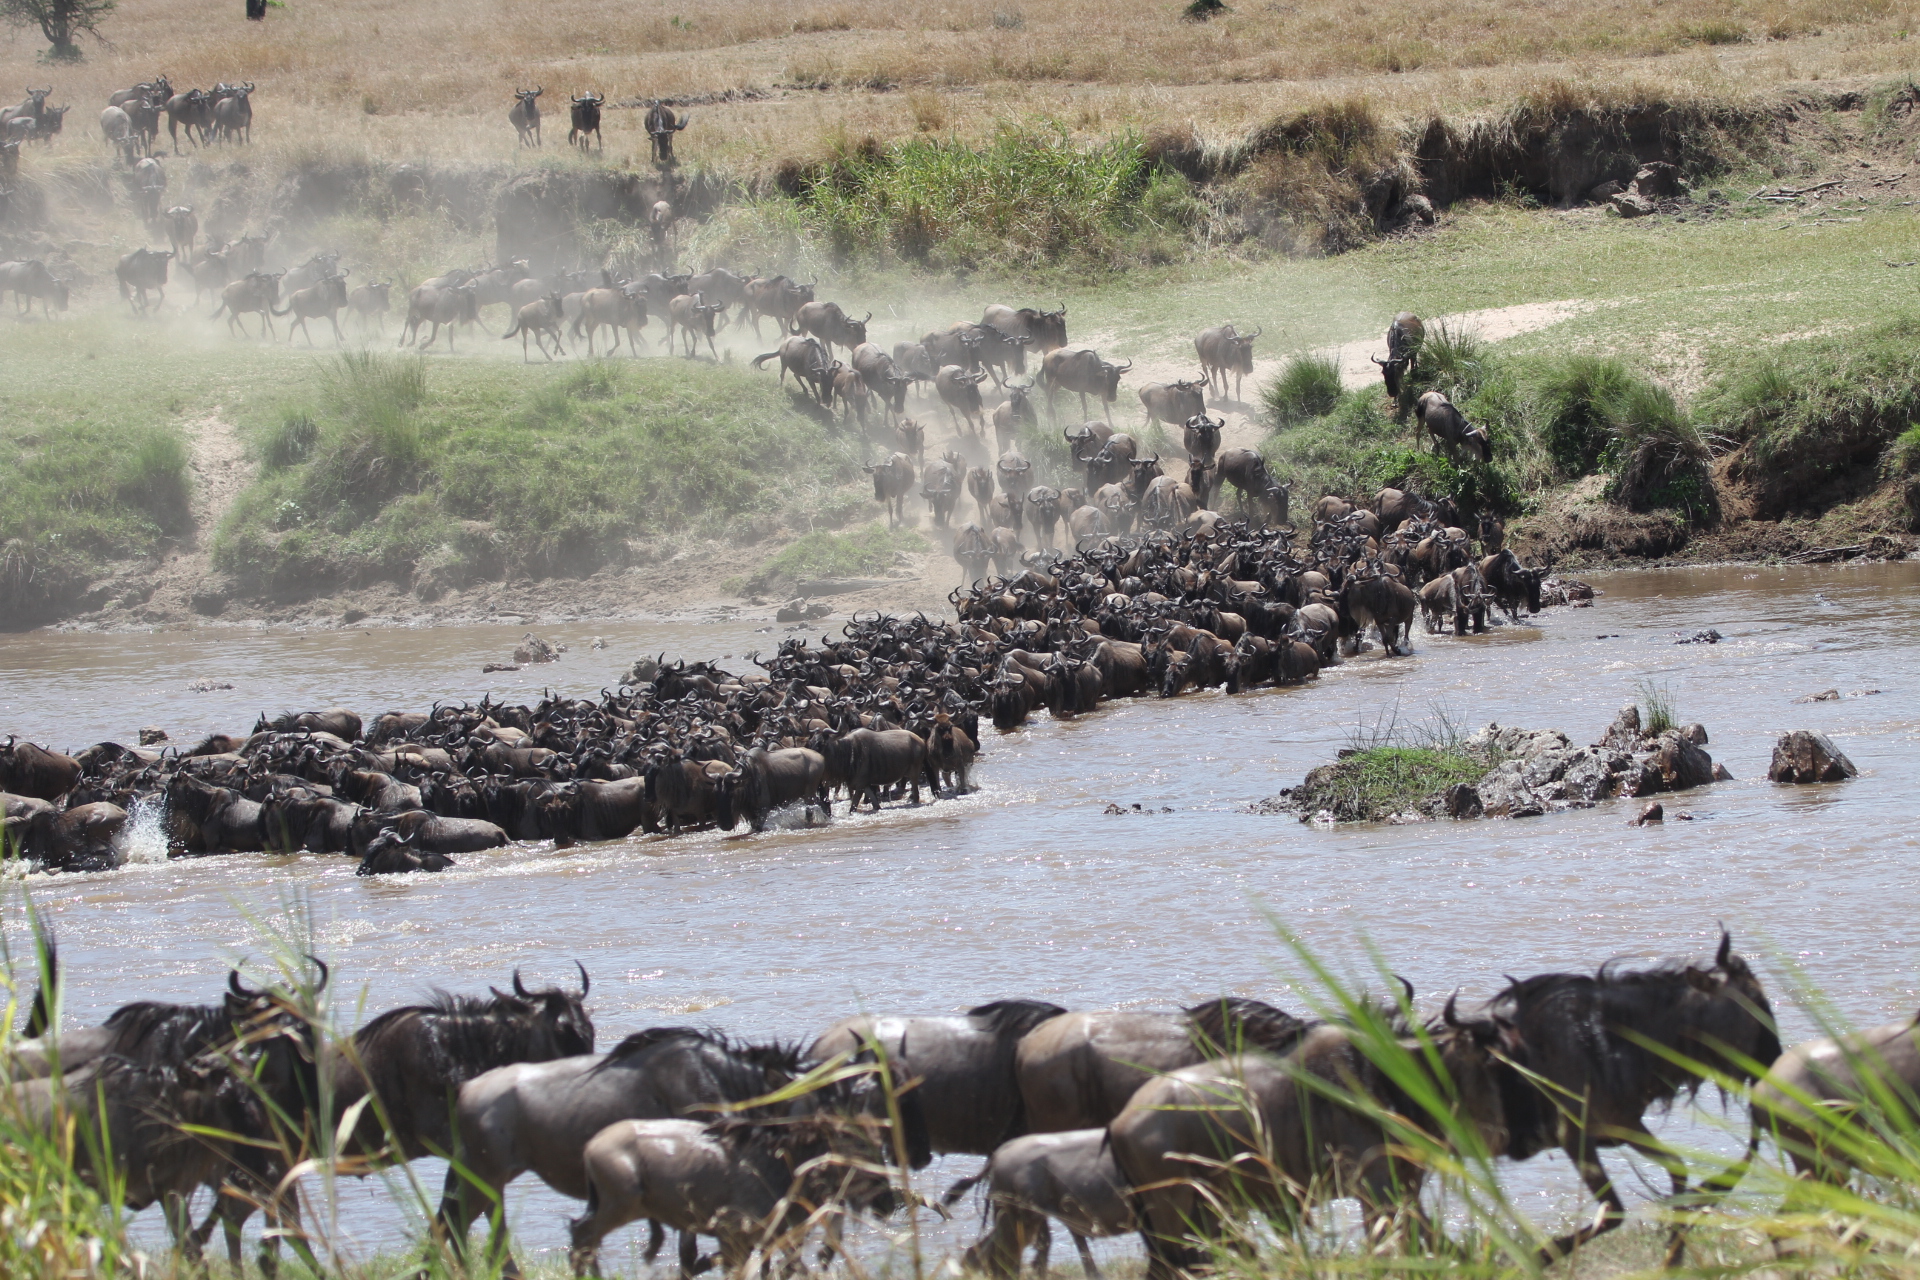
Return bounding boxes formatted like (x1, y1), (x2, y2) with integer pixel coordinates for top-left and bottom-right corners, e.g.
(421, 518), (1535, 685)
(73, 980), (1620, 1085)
(1682, 722), (1709, 746)
(1630, 801), (1664, 826)
(137, 726), (169, 745)
(342, 607), (368, 624)
(186, 679), (234, 693)
(189, 587), (228, 616)
(1610, 191), (1656, 218)
(1712, 762), (1735, 781)
(512, 632), (561, 664)
(591, 636), (608, 650)
(481, 662), (522, 674)
(1442, 782), (1482, 818)
(1475, 762), (1547, 818)
(776, 599), (834, 623)
(1634, 731), (1717, 794)
(1794, 688), (1841, 703)
(1561, 748), (1626, 803)
(1674, 629), (1722, 644)
(1633, 162), (1684, 198)
(1674, 810), (1695, 820)
(1396, 193), (1436, 224)
(1588, 179), (1625, 203)
(1596, 704), (1642, 752)
(1768, 730), (1858, 783)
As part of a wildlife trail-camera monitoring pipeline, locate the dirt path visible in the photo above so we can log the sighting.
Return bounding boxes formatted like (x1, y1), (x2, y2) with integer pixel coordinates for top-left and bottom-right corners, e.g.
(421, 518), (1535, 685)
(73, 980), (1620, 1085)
(137, 414), (255, 619)
(1081, 298), (1595, 455)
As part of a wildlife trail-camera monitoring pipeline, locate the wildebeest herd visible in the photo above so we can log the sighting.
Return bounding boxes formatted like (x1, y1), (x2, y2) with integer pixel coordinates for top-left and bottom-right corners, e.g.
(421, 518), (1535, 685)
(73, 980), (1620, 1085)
(7, 931), (1913, 1278)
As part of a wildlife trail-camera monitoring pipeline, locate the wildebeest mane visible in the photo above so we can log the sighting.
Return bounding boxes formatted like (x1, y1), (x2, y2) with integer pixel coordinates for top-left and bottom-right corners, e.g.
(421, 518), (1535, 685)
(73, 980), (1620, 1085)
(601, 1025), (808, 1076)
(966, 998), (1067, 1039)
(1185, 996), (1312, 1058)
(97, 1000), (239, 1066)
(350, 988), (592, 1122)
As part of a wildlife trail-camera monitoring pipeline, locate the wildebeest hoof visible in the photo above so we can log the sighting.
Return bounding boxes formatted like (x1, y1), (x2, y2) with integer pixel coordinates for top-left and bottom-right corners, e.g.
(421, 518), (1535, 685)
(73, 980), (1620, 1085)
(1630, 802), (1664, 826)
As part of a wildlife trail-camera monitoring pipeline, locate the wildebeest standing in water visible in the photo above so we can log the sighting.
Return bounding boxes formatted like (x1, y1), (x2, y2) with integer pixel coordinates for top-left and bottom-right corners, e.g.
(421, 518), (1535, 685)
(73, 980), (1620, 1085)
(956, 1128), (1135, 1280)
(1749, 1007), (1920, 1190)
(509, 87), (543, 146)
(568, 91), (603, 150)
(1488, 930), (1782, 1266)
(645, 100), (689, 163)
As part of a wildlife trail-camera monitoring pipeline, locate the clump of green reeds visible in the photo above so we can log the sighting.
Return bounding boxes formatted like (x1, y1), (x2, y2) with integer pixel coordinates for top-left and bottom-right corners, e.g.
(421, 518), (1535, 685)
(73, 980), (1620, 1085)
(1262, 353), (1343, 427)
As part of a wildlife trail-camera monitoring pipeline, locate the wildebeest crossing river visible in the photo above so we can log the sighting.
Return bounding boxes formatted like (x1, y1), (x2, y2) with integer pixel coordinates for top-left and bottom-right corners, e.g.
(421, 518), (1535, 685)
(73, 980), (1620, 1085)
(1, 561), (1917, 1266)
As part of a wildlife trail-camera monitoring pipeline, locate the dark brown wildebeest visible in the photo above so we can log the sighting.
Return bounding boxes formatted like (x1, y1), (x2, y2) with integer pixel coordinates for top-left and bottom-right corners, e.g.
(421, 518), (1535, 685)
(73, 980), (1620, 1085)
(1339, 559), (1418, 655)
(1416, 390), (1491, 461)
(667, 291), (724, 359)
(1040, 347), (1130, 425)
(1138, 377), (1207, 433)
(1477, 511), (1505, 553)
(1110, 1002), (1527, 1278)
(1063, 420), (1114, 483)
(404, 282), (483, 352)
(162, 88), (214, 152)
(795, 300), (870, 356)
(924, 325), (985, 375)
(935, 365), (990, 436)
(110, 76), (172, 109)
(981, 303), (1068, 364)
(954, 522), (992, 584)
(865, 452), (915, 528)
(1215, 447), (1290, 525)
(0, 737), (80, 801)
(993, 380), (1039, 456)
(645, 100), (689, 163)
(567, 91), (603, 150)
(1490, 931), (1781, 1267)
(347, 280), (393, 333)
(714, 747), (826, 832)
(509, 87), (543, 146)
(1194, 323), (1260, 401)
(741, 274), (812, 338)
(920, 452), (959, 528)
(830, 364), (873, 429)
(1085, 433), (1137, 494)
(816, 726), (929, 811)
(989, 493), (1025, 545)
(957, 1129), (1134, 1280)
(115, 247), (173, 314)
(572, 284), (647, 356)
(0, 259), (69, 317)
(752, 334), (835, 404)
(685, 267), (748, 323)
(1181, 413), (1222, 466)
(1478, 548), (1549, 622)
(210, 83), (253, 144)
(1371, 310), (1426, 398)
(1026, 486), (1062, 549)
(926, 711), (978, 793)
(996, 445), (1033, 496)
(1016, 999), (1313, 1135)
(212, 270), (282, 338)
(274, 271), (351, 346)
(851, 342), (916, 422)
(502, 292), (569, 361)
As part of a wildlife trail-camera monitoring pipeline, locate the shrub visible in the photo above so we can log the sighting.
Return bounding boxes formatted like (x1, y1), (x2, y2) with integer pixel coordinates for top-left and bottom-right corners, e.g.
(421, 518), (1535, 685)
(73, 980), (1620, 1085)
(116, 428), (192, 535)
(1262, 354), (1343, 427)
(1535, 355), (1637, 477)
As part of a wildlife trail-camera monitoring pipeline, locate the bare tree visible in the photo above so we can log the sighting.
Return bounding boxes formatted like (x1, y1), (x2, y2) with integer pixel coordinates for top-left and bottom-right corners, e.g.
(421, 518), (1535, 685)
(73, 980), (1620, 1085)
(1, 0), (114, 60)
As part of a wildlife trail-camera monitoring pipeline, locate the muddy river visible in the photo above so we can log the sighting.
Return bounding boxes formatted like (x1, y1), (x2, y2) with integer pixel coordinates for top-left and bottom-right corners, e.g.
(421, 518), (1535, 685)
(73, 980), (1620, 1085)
(2, 563), (1915, 1268)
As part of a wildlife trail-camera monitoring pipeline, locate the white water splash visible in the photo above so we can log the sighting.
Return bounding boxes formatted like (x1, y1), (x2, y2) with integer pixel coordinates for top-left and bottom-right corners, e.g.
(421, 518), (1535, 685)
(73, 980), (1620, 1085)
(120, 796), (170, 865)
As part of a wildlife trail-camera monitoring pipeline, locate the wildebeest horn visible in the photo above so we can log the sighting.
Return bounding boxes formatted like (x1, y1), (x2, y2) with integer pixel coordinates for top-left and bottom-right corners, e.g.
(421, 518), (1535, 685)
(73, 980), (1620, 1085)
(308, 954), (329, 993)
(1715, 927), (1732, 970)
(229, 968), (257, 998)
(863, 311), (872, 323)
(1371, 354), (1386, 365)
(575, 959), (590, 996)
(1443, 992), (1462, 1027)
(513, 968), (532, 997)
(1113, 359), (1132, 372)
(1394, 974), (1415, 1005)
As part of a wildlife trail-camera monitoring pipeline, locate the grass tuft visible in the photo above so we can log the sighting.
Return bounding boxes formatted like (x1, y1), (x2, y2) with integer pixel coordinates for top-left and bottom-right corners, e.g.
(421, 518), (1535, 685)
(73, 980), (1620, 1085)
(1262, 354), (1344, 427)
(1638, 679), (1678, 735)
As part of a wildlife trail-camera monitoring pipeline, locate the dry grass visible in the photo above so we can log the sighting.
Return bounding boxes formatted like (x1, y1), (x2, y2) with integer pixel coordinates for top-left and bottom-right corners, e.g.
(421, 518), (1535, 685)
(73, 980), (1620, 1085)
(0, 0), (1916, 176)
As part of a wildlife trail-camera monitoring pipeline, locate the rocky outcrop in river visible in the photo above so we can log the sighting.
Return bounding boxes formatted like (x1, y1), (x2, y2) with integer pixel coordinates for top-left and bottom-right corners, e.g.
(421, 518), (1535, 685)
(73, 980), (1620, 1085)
(1442, 706), (1720, 818)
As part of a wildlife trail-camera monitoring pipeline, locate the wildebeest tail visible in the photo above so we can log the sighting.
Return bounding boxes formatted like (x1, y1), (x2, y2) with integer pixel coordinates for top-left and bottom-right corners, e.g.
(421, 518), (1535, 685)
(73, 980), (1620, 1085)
(941, 1165), (990, 1207)
(750, 350), (780, 369)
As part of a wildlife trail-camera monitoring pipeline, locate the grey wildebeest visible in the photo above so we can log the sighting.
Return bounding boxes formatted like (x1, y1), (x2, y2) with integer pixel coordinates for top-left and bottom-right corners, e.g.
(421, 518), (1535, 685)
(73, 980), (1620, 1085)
(1339, 560), (1418, 655)
(815, 726), (928, 812)
(809, 999), (1067, 1158)
(1138, 377), (1207, 433)
(752, 334), (834, 404)
(920, 453), (959, 528)
(115, 247), (173, 314)
(509, 87), (543, 146)
(1025, 486), (1062, 549)
(1040, 347), (1129, 425)
(573, 284), (647, 356)
(405, 282), (484, 351)
(865, 452), (915, 528)
(132, 154), (166, 221)
(935, 365), (989, 436)
(100, 103), (134, 154)
(1015, 998), (1312, 1135)
(568, 91), (604, 150)
(668, 292), (725, 359)
(1416, 390), (1492, 461)
(894, 418), (927, 467)
(954, 522), (992, 584)
(1110, 1002), (1528, 1277)
(503, 292), (569, 361)
(1749, 1009), (1920, 1192)
(1371, 309), (1426, 399)
(1181, 413), (1221, 466)
(795, 300), (870, 357)
(347, 280), (392, 333)
(437, 1026), (925, 1272)
(1195, 324), (1260, 401)
(1214, 447), (1290, 525)
(955, 1130), (1135, 1280)
(992, 380), (1039, 456)
(981, 304), (1068, 366)
(163, 88), (214, 151)
(211, 83), (253, 144)
(646, 100), (689, 163)
(0, 259), (69, 316)
(967, 466), (996, 527)
(212, 270), (283, 338)
(850, 343), (916, 423)
(686, 267), (749, 324)
(274, 271), (350, 345)
(831, 365), (873, 430)
(714, 747), (826, 832)
(1488, 930), (1782, 1266)
(164, 205), (196, 257)
(742, 274), (810, 338)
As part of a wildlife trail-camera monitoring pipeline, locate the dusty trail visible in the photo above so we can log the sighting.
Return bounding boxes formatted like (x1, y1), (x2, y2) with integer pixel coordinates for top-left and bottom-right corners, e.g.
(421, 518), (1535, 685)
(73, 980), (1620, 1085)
(132, 414), (255, 620)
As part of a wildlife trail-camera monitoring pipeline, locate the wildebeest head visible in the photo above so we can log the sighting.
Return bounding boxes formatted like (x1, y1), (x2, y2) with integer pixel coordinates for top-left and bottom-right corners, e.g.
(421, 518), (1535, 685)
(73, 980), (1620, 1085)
(1371, 352), (1411, 398)
(499, 962), (596, 1056)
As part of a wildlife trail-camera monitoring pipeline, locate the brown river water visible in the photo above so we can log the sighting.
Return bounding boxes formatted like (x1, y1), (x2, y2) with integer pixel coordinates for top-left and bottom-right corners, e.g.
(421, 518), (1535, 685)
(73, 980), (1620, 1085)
(2, 563), (1916, 1268)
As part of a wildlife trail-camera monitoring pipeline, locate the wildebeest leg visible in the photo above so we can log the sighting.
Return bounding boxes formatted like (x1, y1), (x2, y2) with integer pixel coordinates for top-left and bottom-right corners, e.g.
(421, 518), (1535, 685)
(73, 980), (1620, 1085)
(1537, 1143), (1631, 1265)
(1071, 1230), (1103, 1280)
(678, 1227), (702, 1279)
(162, 1189), (203, 1263)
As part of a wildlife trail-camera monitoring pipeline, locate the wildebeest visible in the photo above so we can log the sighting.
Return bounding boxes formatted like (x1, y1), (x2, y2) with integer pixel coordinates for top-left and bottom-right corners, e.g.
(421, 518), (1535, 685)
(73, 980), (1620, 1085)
(163, 88), (214, 151)
(1195, 324), (1260, 401)
(815, 726), (928, 812)
(502, 292), (569, 361)
(212, 271), (284, 338)
(924, 326), (985, 375)
(1750, 1009), (1920, 1188)
(0, 259), (69, 317)
(274, 271), (350, 346)
(742, 274), (811, 337)
(1181, 413), (1221, 466)
(1479, 548), (1549, 622)
(1488, 931), (1782, 1266)
(686, 266), (749, 322)
(920, 453), (959, 528)
(1371, 310), (1426, 397)
(568, 91), (604, 150)
(954, 522), (992, 584)
(403, 282), (483, 351)
(1025, 487), (1062, 548)
(935, 365), (990, 435)
(347, 280), (392, 332)
(668, 291), (725, 359)
(865, 452), (916, 528)
(849, 343), (916, 422)
(1016, 998), (1313, 1134)
(1138, 377), (1207, 433)
(1214, 447), (1290, 525)
(715, 747), (827, 833)
(162, 204), (197, 257)
(966, 466), (996, 527)
(795, 300), (870, 356)
(981, 303), (1068, 363)
(210, 83), (253, 144)
(956, 1129), (1135, 1280)
(100, 103), (134, 153)
(509, 87), (543, 146)
(1416, 390), (1492, 461)
(572, 284), (647, 356)
(1110, 1002), (1526, 1276)
(1040, 348), (1130, 425)
(992, 380), (1039, 456)
(115, 247), (173, 314)
(752, 334), (835, 404)
(1339, 560), (1418, 655)
(645, 100), (690, 163)
(132, 154), (166, 220)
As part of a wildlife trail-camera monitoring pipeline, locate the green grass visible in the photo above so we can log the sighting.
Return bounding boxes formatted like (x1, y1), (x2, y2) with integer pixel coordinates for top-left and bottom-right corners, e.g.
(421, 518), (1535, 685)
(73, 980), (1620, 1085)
(747, 523), (927, 592)
(212, 355), (867, 596)
(1287, 746), (1487, 823)
(1638, 680), (1679, 735)
(1262, 353), (1344, 427)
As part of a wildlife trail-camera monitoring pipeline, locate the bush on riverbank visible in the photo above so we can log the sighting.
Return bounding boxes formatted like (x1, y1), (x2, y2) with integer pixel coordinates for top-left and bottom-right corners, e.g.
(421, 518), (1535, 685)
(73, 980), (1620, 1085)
(1279, 746), (1487, 822)
(213, 356), (867, 596)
